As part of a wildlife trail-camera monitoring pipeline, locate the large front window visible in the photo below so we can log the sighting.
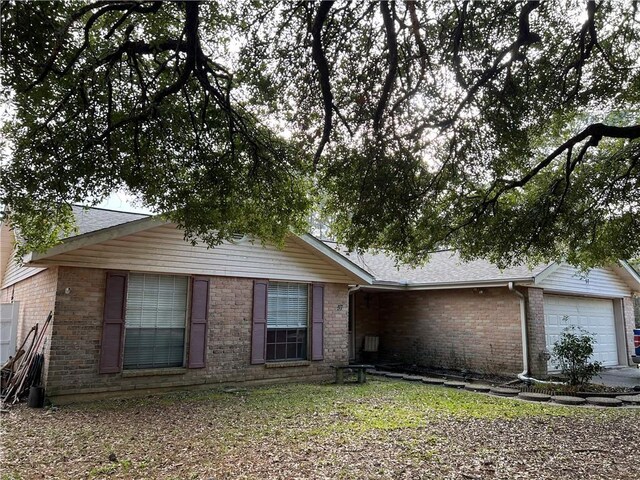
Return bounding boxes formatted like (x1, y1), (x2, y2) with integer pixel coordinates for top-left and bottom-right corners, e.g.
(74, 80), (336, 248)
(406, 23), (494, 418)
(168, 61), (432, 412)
(266, 282), (308, 361)
(123, 273), (188, 369)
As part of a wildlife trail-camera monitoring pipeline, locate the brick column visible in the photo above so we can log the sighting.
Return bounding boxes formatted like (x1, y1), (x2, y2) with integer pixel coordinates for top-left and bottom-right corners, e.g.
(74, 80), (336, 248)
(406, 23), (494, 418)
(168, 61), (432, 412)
(623, 296), (636, 366)
(522, 287), (547, 375)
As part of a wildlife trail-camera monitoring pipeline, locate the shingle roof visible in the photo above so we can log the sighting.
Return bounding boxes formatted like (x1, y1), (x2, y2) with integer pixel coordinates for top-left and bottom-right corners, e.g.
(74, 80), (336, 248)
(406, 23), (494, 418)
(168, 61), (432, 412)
(69, 205), (149, 238)
(65, 206), (551, 286)
(324, 241), (551, 285)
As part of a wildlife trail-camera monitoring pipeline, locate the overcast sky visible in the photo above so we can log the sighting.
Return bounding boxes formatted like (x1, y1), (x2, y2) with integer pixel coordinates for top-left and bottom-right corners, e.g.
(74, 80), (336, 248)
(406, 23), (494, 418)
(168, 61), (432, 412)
(95, 190), (154, 215)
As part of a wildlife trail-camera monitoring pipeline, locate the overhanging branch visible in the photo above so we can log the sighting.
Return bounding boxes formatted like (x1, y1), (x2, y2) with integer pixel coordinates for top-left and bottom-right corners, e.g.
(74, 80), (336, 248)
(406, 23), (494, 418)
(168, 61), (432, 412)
(310, 0), (334, 167)
(374, 0), (398, 132)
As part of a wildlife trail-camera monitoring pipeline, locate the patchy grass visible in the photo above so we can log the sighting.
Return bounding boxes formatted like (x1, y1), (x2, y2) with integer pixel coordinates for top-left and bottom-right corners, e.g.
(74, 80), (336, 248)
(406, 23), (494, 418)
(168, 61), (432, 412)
(2, 378), (638, 479)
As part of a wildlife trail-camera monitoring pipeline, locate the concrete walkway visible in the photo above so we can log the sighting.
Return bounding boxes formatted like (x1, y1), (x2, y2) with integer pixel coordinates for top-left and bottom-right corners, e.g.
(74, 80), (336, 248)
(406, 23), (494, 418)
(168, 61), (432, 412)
(590, 367), (640, 389)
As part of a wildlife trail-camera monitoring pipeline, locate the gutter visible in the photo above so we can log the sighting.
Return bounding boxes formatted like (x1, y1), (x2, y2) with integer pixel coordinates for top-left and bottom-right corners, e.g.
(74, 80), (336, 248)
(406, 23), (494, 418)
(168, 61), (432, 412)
(366, 278), (536, 291)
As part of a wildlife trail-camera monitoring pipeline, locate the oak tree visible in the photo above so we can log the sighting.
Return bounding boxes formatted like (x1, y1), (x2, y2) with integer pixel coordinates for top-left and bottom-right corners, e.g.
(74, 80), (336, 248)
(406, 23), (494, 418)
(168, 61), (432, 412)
(2, 1), (639, 267)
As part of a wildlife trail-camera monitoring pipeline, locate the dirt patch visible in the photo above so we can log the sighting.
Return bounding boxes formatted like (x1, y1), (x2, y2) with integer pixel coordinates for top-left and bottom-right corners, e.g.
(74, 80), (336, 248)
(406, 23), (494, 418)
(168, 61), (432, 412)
(1, 380), (639, 479)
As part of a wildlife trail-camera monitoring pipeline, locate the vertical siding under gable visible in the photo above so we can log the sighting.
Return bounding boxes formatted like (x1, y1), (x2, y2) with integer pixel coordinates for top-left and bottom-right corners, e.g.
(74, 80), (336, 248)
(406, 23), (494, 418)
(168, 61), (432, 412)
(34, 224), (357, 284)
(538, 264), (631, 298)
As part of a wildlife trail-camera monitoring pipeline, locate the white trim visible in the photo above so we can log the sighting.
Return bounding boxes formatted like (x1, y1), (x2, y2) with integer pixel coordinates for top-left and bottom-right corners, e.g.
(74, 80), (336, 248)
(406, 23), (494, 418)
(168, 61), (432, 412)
(357, 278), (535, 291)
(295, 234), (374, 285)
(533, 262), (561, 285)
(27, 217), (169, 263)
(620, 260), (640, 280)
(540, 288), (630, 300)
(617, 261), (640, 293)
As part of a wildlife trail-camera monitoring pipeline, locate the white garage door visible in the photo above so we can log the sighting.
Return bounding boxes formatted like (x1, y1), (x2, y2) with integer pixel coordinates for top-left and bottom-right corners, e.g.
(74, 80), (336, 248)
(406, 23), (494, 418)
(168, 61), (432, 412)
(544, 295), (618, 369)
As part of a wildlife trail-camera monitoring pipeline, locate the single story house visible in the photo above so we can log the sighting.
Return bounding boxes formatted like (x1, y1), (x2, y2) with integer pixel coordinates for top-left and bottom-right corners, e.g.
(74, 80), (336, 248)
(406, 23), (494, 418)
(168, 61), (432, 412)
(0, 206), (373, 402)
(1, 206), (638, 402)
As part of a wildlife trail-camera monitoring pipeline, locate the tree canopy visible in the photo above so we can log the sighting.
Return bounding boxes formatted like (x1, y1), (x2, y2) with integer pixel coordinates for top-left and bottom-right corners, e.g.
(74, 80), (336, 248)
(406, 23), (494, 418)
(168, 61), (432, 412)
(1, 0), (639, 267)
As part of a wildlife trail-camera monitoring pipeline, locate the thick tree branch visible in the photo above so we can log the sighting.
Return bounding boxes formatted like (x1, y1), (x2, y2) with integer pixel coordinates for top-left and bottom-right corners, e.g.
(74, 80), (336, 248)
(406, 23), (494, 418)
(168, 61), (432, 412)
(406, 1), (429, 68)
(442, 123), (640, 244)
(562, 0), (598, 100)
(503, 123), (640, 192)
(451, 1), (470, 88)
(310, 0), (334, 167)
(374, 0), (398, 132)
(152, 1), (198, 104)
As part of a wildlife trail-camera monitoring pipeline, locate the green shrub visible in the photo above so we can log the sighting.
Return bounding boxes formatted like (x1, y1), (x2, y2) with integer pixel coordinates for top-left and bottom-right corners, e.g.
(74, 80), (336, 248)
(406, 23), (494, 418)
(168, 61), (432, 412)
(551, 325), (602, 387)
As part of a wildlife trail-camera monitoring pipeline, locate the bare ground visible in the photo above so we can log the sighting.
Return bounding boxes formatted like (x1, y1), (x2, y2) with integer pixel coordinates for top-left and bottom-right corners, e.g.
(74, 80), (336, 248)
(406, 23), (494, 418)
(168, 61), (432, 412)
(1, 378), (638, 479)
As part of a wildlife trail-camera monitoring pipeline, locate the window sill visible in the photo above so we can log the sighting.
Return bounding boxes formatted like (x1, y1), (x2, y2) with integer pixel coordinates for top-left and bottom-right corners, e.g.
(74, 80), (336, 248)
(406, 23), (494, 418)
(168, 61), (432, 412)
(265, 360), (311, 368)
(122, 367), (187, 378)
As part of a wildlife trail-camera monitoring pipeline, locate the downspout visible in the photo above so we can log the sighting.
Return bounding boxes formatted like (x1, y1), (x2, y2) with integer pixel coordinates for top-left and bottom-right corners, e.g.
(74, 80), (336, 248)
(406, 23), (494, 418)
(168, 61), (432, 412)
(508, 282), (529, 382)
(508, 282), (564, 385)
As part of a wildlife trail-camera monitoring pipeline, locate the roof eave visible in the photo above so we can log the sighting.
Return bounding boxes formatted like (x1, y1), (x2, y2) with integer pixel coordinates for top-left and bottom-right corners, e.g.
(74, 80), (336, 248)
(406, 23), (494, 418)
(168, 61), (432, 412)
(615, 260), (640, 295)
(533, 262), (561, 284)
(295, 234), (375, 285)
(364, 277), (536, 291)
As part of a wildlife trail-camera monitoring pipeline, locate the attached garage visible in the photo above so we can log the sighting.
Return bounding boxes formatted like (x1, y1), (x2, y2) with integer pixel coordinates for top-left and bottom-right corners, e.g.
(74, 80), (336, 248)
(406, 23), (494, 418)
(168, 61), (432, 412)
(538, 263), (639, 371)
(328, 244), (640, 376)
(544, 295), (619, 368)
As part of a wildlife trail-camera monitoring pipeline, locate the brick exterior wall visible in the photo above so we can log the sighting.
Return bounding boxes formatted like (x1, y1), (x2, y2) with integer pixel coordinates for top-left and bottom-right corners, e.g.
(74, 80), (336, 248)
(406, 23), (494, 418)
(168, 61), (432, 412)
(1, 268), (58, 385)
(354, 287), (523, 375)
(522, 287), (547, 375)
(46, 267), (349, 399)
(354, 287), (638, 376)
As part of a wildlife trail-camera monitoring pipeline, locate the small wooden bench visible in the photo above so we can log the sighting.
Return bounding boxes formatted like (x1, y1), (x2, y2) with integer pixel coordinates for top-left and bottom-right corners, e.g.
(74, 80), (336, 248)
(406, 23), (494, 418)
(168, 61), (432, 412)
(331, 364), (375, 384)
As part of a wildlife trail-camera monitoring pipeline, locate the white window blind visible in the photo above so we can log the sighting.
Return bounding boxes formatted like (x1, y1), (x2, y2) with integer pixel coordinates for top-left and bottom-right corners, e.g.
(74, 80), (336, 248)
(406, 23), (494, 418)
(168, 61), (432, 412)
(267, 282), (308, 329)
(124, 273), (188, 369)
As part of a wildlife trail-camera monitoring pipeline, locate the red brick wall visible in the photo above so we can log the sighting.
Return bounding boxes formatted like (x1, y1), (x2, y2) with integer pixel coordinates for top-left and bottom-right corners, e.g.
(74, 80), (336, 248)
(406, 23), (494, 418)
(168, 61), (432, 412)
(355, 287), (524, 375)
(46, 267), (349, 398)
(0, 268), (58, 385)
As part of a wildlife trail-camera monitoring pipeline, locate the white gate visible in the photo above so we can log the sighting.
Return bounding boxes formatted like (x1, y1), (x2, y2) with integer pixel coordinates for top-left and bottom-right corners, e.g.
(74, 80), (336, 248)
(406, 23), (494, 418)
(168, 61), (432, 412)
(0, 302), (19, 364)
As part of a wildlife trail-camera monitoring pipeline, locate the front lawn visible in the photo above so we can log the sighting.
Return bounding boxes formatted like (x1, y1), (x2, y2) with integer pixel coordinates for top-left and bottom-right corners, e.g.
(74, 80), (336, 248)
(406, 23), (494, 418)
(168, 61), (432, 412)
(1, 378), (638, 479)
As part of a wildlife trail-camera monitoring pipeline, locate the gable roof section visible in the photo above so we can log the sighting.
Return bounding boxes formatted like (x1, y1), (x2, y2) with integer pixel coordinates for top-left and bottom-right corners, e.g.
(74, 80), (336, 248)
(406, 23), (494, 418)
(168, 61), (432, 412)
(536, 263), (638, 297)
(71, 205), (149, 235)
(25, 207), (373, 285)
(26, 207), (165, 263)
(17, 206), (640, 293)
(324, 242), (640, 293)
(293, 235), (374, 284)
(325, 243), (546, 288)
